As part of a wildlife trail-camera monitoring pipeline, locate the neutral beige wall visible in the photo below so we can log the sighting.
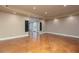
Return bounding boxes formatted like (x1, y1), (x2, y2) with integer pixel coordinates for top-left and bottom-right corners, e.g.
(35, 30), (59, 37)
(46, 16), (79, 37)
(0, 12), (45, 38)
(0, 12), (27, 37)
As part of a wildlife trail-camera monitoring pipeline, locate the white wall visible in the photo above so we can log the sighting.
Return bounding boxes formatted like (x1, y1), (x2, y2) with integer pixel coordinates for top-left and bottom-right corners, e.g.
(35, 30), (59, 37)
(1, 11), (79, 39)
(0, 12), (46, 40)
(0, 12), (27, 38)
(46, 16), (79, 37)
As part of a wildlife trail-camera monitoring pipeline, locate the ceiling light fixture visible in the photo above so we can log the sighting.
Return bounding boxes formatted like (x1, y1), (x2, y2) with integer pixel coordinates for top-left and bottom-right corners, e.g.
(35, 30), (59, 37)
(66, 15), (75, 22)
(33, 6), (36, 10)
(68, 15), (74, 20)
(45, 11), (47, 15)
(54, 18), (59, 22)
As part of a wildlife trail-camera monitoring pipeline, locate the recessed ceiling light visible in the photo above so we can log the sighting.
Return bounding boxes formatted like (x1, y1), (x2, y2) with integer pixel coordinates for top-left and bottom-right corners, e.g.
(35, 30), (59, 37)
(68, 15), (74, 20)
(45, 11), (47, 15)
(53, 18), (59, 22)
(33, 6), (36, 10)
(66, 15), (75, 22)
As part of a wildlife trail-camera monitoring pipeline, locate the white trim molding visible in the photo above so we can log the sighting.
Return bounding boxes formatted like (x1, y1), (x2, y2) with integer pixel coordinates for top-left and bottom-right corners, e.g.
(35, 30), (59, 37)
(42, 32), (79, 39)
(0, 34), (28, 41)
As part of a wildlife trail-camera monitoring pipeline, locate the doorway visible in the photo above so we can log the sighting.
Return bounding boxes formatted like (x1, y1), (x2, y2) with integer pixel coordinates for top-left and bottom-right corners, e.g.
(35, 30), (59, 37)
(29, 18), (40, 41)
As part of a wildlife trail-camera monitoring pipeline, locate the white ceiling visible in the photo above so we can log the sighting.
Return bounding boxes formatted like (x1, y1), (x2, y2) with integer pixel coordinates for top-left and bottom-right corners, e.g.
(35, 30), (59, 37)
(0, 5), (79, 20)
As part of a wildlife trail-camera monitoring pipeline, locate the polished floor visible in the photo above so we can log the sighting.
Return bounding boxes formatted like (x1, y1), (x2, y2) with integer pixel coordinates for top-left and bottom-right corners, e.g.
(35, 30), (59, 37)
(0, 33), (79, 53)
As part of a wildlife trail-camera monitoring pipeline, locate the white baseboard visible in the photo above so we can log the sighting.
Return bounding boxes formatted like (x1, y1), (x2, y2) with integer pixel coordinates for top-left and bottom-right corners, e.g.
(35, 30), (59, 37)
(42, 32), (79, 39)
(1, 32), (79, 41)
(0, 34), (28, 41)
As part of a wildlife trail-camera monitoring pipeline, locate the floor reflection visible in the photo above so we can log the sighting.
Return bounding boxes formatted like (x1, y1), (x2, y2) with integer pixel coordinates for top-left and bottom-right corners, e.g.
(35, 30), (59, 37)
(0, 33), (79, 53)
